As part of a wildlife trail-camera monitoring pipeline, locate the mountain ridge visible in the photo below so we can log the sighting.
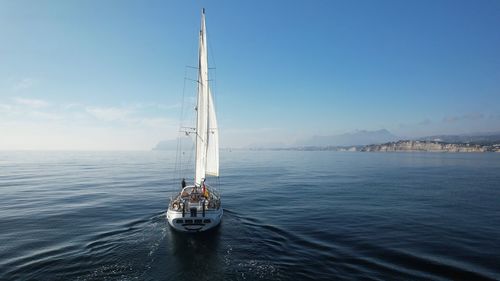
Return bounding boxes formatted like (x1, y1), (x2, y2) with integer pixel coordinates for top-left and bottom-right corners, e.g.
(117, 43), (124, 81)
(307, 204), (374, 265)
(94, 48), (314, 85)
(295, 129), (398, 147)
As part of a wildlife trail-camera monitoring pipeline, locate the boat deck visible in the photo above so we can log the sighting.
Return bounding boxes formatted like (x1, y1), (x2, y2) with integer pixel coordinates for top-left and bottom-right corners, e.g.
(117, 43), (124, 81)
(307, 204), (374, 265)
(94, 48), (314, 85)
(169, 185), (221, 213)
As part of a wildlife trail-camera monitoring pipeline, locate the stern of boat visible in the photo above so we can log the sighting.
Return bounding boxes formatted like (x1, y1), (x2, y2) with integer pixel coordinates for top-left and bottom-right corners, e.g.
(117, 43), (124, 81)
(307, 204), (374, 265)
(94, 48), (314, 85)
(166, 185), (223, 232)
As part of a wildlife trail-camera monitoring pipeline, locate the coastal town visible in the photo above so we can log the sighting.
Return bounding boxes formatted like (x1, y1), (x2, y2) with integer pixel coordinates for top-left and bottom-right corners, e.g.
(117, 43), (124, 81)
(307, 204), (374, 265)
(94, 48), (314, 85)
(360, 140), (500, 152)
(256, 140), (500, 153)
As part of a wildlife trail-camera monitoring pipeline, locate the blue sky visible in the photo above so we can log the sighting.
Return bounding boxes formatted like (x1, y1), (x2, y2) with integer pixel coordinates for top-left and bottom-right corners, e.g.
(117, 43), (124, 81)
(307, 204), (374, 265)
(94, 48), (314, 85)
(1, 0), (499, 149)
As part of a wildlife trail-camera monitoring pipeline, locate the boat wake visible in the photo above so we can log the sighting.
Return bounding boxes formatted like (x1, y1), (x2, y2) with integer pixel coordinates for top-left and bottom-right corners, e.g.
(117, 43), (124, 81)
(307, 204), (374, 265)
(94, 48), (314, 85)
(221, 209), (497, 281)
(71, 212), (167, 280)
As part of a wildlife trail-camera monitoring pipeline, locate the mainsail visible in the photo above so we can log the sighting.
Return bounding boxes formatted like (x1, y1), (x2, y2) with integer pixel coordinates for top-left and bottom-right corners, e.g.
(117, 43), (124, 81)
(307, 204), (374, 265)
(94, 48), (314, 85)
(195, 9), (219, 185)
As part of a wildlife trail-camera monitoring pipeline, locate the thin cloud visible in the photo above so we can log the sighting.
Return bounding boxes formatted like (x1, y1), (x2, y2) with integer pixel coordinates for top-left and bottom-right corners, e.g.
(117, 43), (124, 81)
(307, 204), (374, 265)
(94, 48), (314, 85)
(0, 100), (179, 150)
(85, 105), (176, 128)
(62, 103), (83, 110)
(30, 111), (62, 121)
(443, 116), (459, 123)
(156, 103), (182, 110)
(12, 78), (37, 91)
(488, 113), (500, 120)
(418, 119), (432, 126)
(443, 113), (484, 123)
(131, 102), (181, 110)
(13, 97), (49, 108)
(135, 117), (173, 128)
(0, 103), (13, 112)
(397, 118), (431, 129)
(85, 106), (133, 122)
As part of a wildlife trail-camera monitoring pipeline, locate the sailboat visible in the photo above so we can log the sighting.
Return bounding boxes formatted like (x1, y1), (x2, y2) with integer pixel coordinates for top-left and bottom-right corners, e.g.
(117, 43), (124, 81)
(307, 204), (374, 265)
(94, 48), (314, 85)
(167, 9), (223, 232)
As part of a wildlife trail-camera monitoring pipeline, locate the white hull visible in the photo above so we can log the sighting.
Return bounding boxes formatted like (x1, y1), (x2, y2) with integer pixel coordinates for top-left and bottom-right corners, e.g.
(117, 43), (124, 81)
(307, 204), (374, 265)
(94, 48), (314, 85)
(167, 207), (223, 232)
(167, 185), (222, 232)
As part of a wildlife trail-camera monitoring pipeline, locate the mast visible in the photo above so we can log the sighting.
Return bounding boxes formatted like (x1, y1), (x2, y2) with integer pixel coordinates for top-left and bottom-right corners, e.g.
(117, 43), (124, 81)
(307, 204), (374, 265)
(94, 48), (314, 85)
(195, 8), (209, 186)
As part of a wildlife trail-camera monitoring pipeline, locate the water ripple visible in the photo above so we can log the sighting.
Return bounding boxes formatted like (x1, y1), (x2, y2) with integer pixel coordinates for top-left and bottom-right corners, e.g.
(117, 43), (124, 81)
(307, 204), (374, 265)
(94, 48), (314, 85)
(1, 151), (499, 280)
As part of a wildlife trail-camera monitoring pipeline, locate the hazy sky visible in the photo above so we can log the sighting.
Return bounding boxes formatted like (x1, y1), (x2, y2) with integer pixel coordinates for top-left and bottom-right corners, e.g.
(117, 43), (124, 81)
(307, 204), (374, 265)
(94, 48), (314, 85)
(1, 0), (500, 150)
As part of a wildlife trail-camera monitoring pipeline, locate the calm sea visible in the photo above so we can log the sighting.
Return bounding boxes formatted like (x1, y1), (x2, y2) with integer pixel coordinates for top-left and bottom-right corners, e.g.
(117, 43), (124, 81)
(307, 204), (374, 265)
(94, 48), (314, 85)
(0, 151), (499, 280)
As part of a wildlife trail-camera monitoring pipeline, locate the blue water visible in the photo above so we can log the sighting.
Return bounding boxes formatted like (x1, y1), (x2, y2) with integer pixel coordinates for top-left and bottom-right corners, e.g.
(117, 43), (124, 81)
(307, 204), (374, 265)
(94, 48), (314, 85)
(0, 151), (499, 280)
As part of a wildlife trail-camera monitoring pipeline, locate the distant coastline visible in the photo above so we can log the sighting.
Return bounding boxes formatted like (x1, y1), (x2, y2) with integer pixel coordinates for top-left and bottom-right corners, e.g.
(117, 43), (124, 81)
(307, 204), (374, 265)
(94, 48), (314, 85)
(361, 140), (500, 153)
(245, 141), (500, 153)
(154, 131), (500, 153)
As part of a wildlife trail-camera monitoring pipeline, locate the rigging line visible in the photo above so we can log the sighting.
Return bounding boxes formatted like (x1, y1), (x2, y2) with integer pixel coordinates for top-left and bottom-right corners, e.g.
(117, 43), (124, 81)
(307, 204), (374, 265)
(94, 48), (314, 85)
(182, 74), (198, 182)
(211, 67), (217, 124)
(217, 176), (221, 194)
(175, 133), (183, 186)
(207, 27), (218, 104)
(204, 20), (219, 158)
(206, 27), (217, 70)
(184, 135), (195, 182)
(185, 78), (200, 84)
(183, 68), (198, 182)
(174, 68), (189, 186)
(194, 26), (203, 184)
(186, 77), (215, 84)
(180, 126), (196, 134)
(183, 69), (198, 128)
(206, 28), (217, 95)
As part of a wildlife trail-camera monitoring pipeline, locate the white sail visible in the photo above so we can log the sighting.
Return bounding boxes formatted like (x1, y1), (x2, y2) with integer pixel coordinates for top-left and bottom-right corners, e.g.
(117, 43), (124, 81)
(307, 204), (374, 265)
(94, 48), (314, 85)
(206, 88), (219, 176)
(195, 9), (218, 185)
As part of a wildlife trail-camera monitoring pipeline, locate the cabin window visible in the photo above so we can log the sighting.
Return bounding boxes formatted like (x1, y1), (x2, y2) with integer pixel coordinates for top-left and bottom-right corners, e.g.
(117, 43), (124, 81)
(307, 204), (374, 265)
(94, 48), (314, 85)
(194, 219), (202, 224)
(203, 219), (211, 223)
(185, 219), (193, 224)
(176, 219), (184, 224)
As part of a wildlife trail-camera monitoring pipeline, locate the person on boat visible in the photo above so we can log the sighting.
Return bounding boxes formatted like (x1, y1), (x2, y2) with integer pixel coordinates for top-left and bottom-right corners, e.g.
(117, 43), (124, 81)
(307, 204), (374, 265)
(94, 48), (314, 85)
(181, 178), (186, 189)
(202, 179), (209, 198)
